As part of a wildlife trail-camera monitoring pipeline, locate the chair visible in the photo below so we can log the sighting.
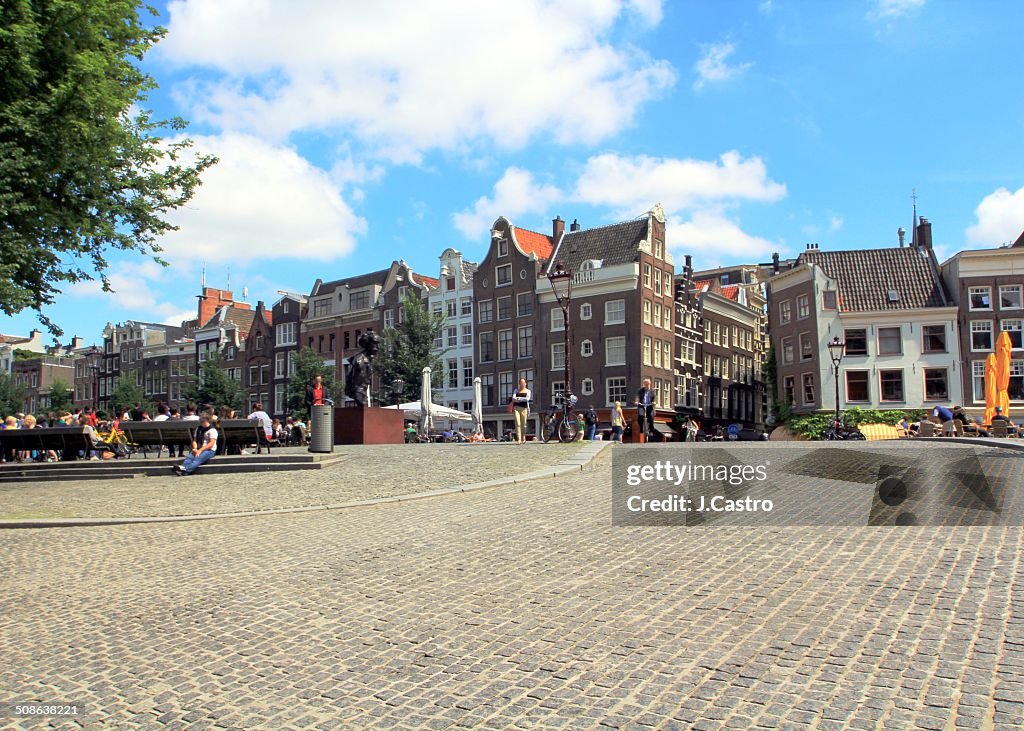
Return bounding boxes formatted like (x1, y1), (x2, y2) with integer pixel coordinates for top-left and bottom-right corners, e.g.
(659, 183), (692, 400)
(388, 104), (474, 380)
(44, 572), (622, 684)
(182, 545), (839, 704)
(917, 421), (937, 437)
(991, 421), (1010, 438)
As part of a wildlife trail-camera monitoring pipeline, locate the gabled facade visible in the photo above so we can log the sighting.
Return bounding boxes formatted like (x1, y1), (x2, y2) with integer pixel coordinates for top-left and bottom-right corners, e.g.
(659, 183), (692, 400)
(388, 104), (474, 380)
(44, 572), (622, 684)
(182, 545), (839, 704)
(673, 255), (704, 417)
(0, 330), (45, 376)
(100, 321), (183, 413)
(243, 301), (275, 413)
(271, 292), (305, 418)
(429, 249), (478, 413)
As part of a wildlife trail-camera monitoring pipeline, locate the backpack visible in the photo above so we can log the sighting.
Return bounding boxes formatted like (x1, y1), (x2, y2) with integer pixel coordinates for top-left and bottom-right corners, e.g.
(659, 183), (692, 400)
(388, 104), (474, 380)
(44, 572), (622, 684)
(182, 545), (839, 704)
(584, 409), (597, 426)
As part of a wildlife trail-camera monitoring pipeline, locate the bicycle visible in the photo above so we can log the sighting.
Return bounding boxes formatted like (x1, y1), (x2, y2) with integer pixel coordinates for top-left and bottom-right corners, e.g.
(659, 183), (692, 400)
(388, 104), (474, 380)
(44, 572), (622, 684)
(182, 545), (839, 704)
(540, 393), (580, 443)
(94, 423), (136, 458)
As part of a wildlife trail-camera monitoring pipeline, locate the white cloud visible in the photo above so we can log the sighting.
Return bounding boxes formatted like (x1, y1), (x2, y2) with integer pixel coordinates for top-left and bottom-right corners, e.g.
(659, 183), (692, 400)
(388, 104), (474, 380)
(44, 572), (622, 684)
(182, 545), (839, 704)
(161, 0), (675, 162)
(829, 215), (844, 232)
(668, 210), (779, 262)
(758, 0), (774, 13)
(693, 42), (752, 91)
(966, 185), (1024, 246)
(868, 0), (926, 20)
(453, 168), (564, 239)
(159, 132), (366, 263)
(68, 260), (197, 328)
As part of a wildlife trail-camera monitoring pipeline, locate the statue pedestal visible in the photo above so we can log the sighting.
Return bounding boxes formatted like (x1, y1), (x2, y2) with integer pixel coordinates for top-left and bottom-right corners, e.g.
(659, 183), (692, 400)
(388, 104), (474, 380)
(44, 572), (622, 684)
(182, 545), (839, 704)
(333, 406), (405, 445)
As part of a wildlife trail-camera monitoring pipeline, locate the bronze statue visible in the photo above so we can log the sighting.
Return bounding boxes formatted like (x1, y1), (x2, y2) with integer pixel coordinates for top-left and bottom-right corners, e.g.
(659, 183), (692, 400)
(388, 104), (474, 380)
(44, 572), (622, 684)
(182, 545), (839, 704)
(346, 329), (381, 407)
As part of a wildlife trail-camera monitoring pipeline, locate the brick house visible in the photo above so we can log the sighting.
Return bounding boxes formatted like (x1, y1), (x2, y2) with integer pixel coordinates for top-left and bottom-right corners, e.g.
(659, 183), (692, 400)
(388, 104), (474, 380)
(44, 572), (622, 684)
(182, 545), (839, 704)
(12, 355), (75, 415)
(243, 301), (275, 414)
(673, 255), (704, 418)
(270, 292), (305, 418)
(100, 321), (184, 414)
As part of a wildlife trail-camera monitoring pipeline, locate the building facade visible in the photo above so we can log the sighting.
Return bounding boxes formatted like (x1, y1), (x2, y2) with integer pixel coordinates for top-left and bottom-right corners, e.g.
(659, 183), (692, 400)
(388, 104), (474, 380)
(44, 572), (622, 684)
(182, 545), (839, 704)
(0, 330), (45, 376)
(271, 292), (305, 418)
(429, 249), (478, 413)
(12, 355), (75, 414)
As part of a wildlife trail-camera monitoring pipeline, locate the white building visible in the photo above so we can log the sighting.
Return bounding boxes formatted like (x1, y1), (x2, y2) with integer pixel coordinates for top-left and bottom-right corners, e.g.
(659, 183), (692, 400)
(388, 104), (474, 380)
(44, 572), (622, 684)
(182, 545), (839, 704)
(0, 329), (45, 376)
(429, 249), (478, 413)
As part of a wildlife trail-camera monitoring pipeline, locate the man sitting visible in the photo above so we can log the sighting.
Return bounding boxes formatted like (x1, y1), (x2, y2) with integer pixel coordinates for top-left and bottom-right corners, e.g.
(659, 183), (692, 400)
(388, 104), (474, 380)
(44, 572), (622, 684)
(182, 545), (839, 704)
(247, 402), (274, 453)
(990, 407), (1024, 436)
(173, 415), (217, 476)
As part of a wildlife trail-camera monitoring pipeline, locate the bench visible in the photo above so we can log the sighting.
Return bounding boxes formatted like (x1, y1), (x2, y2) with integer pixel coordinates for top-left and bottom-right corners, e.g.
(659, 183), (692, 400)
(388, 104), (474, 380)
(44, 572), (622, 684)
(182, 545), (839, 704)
(120, 420), (200, 458)
(218, 419), (278, 454)
(0, 427), (96, 461)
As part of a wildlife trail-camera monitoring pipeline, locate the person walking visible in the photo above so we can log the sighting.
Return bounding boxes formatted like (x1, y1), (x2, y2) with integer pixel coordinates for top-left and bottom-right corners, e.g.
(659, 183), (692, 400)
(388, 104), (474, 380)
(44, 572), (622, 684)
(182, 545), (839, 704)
(584, 404), (598, 441)
(173, 415), (218, 476)
(635, 378), (654, 443)
(510, 377), (531, 444)
(610, 401), (625, 442)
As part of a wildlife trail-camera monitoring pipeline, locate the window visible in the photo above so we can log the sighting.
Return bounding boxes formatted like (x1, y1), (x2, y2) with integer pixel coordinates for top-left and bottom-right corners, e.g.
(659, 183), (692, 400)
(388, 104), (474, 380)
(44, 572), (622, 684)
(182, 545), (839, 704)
(732, 326), (738, 347)
(846, 371), (869, 402)
(283, 301), (290, 314)
(461, 298), (472, 316)
(802, 374), (815, 405)
(653, 340), (662, 368)
(518, 368), (534, 392)
(1001, 285), (1022, 310)
(313, 298), (332, 317)
(384, 309), (394, 329)
(799, 333), (814, 361)
(497, 239), (508, 257)
(433, 329), (443, 349)
(606, 377), (627, 405)
(498, 330), (513, 361)
(463, 401), (473, 413)
(845, 329), (867, 356)
(779, 300), (792, 324)
(969, 287), (992, 311)
(923, 325), (947, 353)
(581, 340), (593, 357)
(275, 322), (296, 347)
(550, 380), (566, 407)
(643, 336), (652, 366)
(705, 320), (711, 342)
(249, 366), (258, 385)
(260, 364), (270, 385)
(643, 264), (652, 288)
(972, 360), (986, 402)
(274, 384), (286, 412)
(880, 369), (904, 401)
(713, 323), (720, 345)
(398, 285), (409, 302)
(654, 269), (662, 296)
(654, 240), (663, 258)
(663, 341), (671, 366)
(518, 326), (533, 358)
(551, 343), (565, 371)
(461, 324), (473, 346)
(971, 320), (993, 351)
(479, 332), (495, 362)
(496, 264), (512, 287)
(478, 300), (493, 324)
(517, 293), (533, 318)
(447, 359), (459, 390)
(783, 376), (795, 404)
(877, 327), (902, 356)
(480, 374), (494, 407)
(551, 308), (565, 332)
(822, 291), (838, 310)
(462, 359), (473, 388)
(606, 337), (626, 366)
(663, 306), (671, 330)
(580, 303), (592, 320)
(797, 295), (810, 320)
(581, 378), (594, 396)
(781, 337), (794, 364)
(497, 296), (512, 321)
(654, 304), (662, 329)
(499, 372), (514, 403)
(447, 326), (458, 348)
(446, 276), (456, 292)
(643, 300), (652, 324)
(446, 300), (457, 318)
(349, 290), (370, 310)
(432, 303), (443, 318)
(1010, 360), (1024, 401)
(275, 352), (286, 378)
(924, 368), (948, 400)
(605, 299), (625, 324)
(1001, 320), (1023, 349)
(255, 334), (264, 350)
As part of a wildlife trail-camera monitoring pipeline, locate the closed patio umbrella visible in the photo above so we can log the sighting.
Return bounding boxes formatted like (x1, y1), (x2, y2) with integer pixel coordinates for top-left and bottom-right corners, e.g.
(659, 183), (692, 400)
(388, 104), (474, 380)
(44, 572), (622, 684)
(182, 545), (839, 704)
(421, 366), (434, 433)
(472, 376), (483, 435)
(984, 353), (999, 425)
(996, 330), (1012, 417)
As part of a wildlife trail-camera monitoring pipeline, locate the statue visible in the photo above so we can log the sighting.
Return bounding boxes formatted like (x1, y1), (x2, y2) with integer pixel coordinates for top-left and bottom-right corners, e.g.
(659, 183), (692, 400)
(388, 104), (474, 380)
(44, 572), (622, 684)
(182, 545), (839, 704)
(346, 329), (381, 408)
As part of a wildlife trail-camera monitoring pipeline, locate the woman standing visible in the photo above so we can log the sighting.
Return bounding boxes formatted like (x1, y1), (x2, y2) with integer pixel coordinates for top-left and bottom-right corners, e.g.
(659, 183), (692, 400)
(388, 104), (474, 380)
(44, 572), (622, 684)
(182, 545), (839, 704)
(510, 378), (531, 444)
(611, 401), (625, 442)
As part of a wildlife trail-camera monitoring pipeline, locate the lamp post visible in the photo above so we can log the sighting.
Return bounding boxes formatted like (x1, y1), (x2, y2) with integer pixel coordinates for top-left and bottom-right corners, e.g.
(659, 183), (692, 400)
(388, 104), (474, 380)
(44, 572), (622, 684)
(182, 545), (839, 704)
(391, 378), (405, 406)
(547, 263), (573, 401)
(88, 345), (101, 411)
(827, 336), (846, 425)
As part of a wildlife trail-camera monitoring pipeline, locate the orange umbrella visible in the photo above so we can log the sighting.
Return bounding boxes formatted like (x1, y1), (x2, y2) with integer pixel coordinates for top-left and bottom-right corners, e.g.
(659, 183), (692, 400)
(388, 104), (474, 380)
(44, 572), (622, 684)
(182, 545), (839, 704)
(984, 353), (999, 425)
(996, 330), (1013, 417)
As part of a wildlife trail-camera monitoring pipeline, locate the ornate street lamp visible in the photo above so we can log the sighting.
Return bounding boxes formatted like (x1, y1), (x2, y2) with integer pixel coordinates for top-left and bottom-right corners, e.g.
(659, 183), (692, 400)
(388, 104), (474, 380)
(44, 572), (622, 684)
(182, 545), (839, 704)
(88, 345), (101, 410)
(548, 263), (573, 400)
(827, 336), (846, 425)
(391, 377), (405, 406)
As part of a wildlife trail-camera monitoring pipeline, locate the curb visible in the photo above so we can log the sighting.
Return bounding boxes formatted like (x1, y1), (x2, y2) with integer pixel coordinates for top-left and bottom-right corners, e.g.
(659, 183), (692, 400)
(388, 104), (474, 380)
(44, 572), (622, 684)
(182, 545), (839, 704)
(915, 437), (1024, 452)
(0, 441), (615, 529)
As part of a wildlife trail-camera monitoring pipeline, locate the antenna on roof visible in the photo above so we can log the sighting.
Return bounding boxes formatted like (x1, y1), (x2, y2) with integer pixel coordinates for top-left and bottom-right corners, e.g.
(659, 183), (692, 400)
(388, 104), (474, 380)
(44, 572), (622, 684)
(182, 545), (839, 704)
(201, 263), (206, 288)
(911, 189), (919, 247)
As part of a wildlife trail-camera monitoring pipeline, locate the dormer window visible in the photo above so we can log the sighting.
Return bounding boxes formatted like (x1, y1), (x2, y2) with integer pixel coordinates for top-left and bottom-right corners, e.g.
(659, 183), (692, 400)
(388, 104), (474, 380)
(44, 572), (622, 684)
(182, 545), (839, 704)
(497, 239), (508, 257)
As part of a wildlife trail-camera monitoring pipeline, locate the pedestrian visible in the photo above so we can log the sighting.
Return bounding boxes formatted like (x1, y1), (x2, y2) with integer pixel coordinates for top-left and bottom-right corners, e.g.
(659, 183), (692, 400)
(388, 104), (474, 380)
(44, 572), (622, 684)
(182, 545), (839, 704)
(932, 404), (955, 437)
(509, 377), (531, 444)
(584, 404), (598, 441)
(305, 373), (328, 412)
(173, 415), (218, 476)
(611, 401), (625, 442)
(635, 378), (654, 443)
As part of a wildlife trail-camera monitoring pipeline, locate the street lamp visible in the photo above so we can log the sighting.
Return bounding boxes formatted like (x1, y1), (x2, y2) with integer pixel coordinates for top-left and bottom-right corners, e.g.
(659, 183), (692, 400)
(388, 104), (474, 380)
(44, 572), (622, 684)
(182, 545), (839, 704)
(548, 263), (573, 401)
(391, 378), (405, 406)
(827, 336), (846, 425)
(88, 345), (101, 411)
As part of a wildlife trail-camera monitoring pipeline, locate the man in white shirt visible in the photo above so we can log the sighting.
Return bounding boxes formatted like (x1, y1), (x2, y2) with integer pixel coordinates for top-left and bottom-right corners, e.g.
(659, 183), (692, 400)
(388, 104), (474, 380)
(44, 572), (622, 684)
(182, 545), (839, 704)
(173, 415), (217, 476)
(247, 402), (273, 438)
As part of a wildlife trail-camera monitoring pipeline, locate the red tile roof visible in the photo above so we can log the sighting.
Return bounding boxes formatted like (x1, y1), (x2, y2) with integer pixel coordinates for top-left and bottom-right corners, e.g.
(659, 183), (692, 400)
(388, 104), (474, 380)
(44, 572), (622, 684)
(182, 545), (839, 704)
(693, 279), (712, 290)
(416, 275), (440, 289)
(721, 285), (740, 301)
(513, 227), (554, 261)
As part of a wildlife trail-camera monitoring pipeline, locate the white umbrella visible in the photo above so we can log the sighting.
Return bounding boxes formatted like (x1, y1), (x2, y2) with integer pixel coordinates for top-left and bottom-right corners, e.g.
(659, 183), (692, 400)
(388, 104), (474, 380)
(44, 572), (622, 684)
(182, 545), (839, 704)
(472, 376), (483, 435)
(421, 366), (434, 433)
(384, 401), (472, 421)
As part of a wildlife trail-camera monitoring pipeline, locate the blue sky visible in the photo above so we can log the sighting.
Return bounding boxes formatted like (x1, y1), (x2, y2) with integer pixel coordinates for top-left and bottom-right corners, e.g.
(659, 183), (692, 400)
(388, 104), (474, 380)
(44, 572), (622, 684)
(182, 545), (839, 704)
(5, 0), (1024, 346)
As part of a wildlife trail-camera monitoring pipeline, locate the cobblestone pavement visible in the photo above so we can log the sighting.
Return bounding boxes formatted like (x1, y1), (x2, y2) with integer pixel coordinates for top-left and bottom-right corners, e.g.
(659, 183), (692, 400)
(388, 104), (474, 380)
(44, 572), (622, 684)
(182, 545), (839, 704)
(0, 443), (583, 520)
(1, 442), (1022, 730)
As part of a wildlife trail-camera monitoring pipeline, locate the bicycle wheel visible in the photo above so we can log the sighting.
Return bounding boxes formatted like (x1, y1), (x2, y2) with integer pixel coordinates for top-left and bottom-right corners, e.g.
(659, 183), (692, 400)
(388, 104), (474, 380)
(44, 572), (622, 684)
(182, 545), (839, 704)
(541, 414), (559, 443)
(558, 417), (579, 443)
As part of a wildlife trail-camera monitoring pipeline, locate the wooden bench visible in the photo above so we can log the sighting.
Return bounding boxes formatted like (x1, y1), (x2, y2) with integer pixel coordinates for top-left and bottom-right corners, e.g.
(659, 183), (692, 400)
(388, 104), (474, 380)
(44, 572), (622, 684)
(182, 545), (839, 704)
(120, 420), (200, 458)
(0, 427), (96, 461)
(218, 419), (278, 454)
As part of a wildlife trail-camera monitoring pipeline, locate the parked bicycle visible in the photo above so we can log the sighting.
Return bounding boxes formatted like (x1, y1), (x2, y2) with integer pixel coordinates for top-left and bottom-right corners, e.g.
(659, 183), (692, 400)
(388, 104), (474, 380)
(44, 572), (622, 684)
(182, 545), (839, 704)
(822, 416), (866, 441)
(540, 393), (580, 443)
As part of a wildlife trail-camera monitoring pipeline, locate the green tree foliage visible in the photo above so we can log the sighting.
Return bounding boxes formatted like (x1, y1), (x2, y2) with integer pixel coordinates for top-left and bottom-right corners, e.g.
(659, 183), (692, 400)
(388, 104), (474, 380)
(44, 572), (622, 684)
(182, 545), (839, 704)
(376, 292), (446, 405)
(0, 0), (217, 334)
(108, 375), (146, 415)
(0, 373), (26, 417)
(286, 347), (334, 419)
(787, 408), (929, 439)
(187, 351), (243, 412)
(46, 376), (73, 413)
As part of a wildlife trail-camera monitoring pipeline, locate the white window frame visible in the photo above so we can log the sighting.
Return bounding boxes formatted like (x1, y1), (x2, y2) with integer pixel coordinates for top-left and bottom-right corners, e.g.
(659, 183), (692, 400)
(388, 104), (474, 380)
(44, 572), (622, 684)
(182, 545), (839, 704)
(1000, 285), (1023, 310)
(606, 377), (627, 406)
(969, 286), (992, 311)
(495, 264), (513, 287)
(550, 308), (565, 332)
(580, 339), (593, 357)
(606, 336), (626, 366)
(580, 303), (592, 320)
(605, 299), (625, 325)
(551, 343), (566, 371)
(971, 320), (993, 352)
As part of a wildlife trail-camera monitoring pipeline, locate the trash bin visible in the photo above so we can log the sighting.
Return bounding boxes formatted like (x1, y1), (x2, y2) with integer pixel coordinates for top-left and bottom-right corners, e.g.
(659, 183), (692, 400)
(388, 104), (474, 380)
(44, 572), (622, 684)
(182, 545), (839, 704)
(309, 403), (334, 453)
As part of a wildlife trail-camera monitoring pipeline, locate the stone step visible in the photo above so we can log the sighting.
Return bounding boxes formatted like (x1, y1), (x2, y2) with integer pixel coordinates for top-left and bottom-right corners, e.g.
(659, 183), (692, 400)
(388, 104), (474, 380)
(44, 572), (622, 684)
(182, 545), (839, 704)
(0, 456), (346, 483)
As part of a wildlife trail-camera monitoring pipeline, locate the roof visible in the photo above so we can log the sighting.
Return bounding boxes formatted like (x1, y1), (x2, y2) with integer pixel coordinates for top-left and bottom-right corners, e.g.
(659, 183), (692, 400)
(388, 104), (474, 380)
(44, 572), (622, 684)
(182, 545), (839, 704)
(513, 227), (554, 261)
(549, 218), (649, 272)
(312, 268), (391, 296)
(201, 305), (257, 333)
(416, 275), (440, 289)
(721, 286), (740, 302)
(800, 246), (948, 312)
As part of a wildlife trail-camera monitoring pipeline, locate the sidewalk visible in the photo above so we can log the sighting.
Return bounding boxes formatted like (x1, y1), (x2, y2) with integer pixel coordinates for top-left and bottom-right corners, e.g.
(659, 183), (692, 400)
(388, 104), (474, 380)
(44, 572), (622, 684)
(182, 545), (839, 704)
(0, 442), (611, 525)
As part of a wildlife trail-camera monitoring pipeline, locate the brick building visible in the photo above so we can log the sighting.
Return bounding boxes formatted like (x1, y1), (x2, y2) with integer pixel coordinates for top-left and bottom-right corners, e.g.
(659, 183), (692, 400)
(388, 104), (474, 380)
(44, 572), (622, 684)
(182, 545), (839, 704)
(12, 355), (75, 414)
(271, 292), (305, 418)
(100, 321), (183, 414)
(242, 301), (275, 413)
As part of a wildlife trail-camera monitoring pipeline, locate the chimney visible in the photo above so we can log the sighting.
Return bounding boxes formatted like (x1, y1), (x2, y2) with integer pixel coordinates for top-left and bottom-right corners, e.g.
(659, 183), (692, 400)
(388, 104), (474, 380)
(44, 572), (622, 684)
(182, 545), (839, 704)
(684, 254), (693, 279)
(916, 218), (933, 251)
(552, 216), (565, 241)
(570, 218), (580, 232)
(70, 336), (84, 350)
(897, 227), (906, 247)
(772, 252), (780, 273)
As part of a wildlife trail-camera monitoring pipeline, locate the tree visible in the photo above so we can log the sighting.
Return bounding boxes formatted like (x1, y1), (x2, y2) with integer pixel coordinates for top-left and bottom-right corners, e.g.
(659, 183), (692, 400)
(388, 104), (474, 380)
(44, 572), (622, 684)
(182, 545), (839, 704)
(376, 291), (447, 405)
(46, 376), (73, 414)
(187, 351), (243, 413)
(0, 0), (217, 334)
(0, 374), (26, 417)
(108, 375), (146, 416)
(286, 347), (334, 419)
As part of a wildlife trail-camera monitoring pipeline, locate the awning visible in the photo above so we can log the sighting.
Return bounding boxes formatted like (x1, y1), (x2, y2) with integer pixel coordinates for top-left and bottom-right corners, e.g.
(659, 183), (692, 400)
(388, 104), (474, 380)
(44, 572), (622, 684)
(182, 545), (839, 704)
(652, 423), (675, 437)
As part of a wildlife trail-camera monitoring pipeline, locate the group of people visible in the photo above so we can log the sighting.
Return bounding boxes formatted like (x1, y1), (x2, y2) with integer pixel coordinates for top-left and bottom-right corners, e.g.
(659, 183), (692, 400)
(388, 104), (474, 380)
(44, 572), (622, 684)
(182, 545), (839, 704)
(1, 407), (119, 463)
(921, 404), (1024, 437)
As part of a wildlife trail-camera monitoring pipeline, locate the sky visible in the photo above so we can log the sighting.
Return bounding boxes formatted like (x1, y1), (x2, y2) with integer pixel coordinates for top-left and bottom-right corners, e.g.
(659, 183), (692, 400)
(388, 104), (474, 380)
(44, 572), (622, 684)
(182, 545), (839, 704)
(5, 0), (1024, 347)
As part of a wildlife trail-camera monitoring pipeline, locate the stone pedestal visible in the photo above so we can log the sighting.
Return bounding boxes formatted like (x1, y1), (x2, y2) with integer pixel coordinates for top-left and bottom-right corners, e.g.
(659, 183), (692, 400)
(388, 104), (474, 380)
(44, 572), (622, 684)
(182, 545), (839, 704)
(333, 406), (405, 445)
